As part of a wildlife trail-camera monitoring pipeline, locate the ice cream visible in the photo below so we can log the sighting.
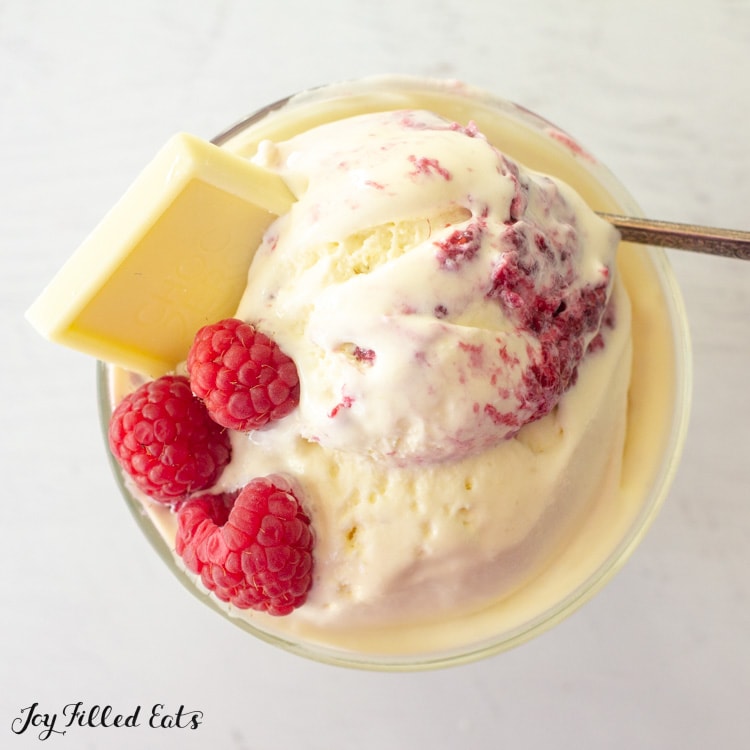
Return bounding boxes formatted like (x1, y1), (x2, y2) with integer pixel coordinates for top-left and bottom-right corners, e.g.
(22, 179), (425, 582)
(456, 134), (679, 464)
(31, 77), (688, 666)
(180, 107), (630, 629)
(242, 110), (620, 463)
(107, 102), (633, 636)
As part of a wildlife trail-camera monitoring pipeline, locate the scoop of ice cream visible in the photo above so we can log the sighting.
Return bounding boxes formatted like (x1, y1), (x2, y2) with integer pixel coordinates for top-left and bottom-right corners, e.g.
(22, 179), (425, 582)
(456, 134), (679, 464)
(237, 110), (619, 464)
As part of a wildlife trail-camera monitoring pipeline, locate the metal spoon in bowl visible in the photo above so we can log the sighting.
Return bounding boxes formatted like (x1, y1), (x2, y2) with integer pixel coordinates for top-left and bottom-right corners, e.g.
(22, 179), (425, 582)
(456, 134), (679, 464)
(598, 213), (750, 260)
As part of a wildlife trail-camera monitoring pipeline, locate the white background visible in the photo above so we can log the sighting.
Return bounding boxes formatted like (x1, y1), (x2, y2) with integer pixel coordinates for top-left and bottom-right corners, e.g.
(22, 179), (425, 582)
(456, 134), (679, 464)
(3, 1), (749, 748)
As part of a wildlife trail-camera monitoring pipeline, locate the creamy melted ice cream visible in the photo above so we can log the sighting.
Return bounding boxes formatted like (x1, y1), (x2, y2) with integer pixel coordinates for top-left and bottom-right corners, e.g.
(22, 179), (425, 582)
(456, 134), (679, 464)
(178, 108), (633, 630)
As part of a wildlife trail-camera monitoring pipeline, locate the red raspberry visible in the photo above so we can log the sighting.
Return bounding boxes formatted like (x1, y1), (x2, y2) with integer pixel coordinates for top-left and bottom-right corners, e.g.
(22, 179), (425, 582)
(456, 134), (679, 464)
(175, 476), (314, 616)
(187, 318), (300, 432)
(108, 375), (232, 503)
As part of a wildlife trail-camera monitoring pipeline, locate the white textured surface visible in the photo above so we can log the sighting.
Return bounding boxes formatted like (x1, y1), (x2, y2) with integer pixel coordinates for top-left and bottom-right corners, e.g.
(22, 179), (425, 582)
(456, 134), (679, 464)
(2, 1), (749, 748)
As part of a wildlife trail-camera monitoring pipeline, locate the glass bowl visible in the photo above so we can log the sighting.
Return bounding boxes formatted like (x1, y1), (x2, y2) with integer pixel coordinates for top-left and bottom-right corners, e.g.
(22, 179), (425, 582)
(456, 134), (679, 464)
(98, 76), (691, 671)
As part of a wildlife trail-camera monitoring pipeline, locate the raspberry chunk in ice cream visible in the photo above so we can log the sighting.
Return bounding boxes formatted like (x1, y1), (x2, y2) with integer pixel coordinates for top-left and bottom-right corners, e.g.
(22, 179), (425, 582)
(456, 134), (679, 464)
(435, 217), (485, 270)
(187, 318), (300, 432)
(487, 221), (612, 424)
(108, 375), (231, 503)
(175, 476), (314, 616)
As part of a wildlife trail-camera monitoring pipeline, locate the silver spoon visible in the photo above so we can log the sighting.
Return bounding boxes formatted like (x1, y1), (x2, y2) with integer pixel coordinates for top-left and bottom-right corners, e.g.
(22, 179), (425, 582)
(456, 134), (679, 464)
(598, 213), (750, 260)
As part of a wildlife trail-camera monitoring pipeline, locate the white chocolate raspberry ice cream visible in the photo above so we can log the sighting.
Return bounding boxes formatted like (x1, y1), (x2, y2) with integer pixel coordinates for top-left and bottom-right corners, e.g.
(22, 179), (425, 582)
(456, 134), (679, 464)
(27, 73), (686, 665)
(192, 108), (632, 632)
(239, 111), (617, 464)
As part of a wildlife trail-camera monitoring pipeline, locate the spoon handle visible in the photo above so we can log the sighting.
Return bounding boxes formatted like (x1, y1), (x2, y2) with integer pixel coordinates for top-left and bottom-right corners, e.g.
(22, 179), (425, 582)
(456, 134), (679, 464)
(597, 213), (750, 260)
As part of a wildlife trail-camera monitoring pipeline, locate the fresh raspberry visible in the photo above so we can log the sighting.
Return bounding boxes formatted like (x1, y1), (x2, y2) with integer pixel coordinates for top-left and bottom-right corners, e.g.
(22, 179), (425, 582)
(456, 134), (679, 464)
(187, 318), (300, 432)
(108, 375), (231, 503)
(175, 476), (314, 616)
